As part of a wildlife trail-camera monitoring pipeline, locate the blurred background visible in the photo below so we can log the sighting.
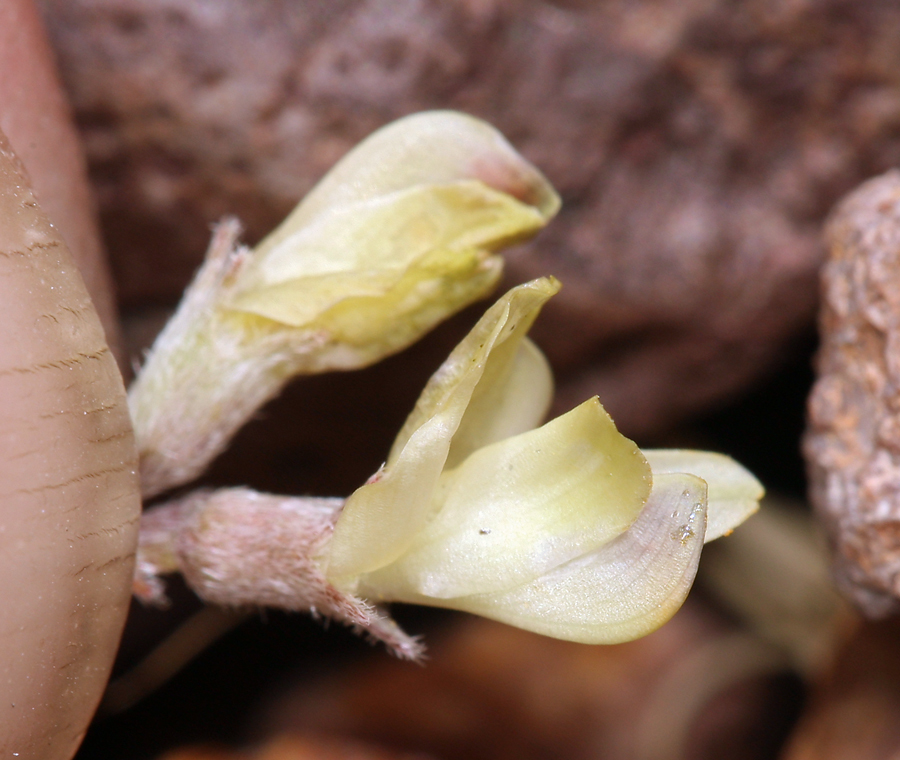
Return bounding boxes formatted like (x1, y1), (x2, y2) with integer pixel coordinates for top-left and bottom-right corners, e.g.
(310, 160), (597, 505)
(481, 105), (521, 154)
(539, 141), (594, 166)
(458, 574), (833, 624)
(32, 0), (900, 757)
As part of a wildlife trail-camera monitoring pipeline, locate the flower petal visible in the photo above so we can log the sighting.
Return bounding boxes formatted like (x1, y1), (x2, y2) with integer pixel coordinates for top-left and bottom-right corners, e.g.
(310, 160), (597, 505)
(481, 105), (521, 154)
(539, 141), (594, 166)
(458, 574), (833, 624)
(228, 181), (542, 309)
(360, 397), (651, 599)
(250, 110), (560, 259)
(438, 472), (708, 644)
(643, 449), (763, 541)
(226, 181), (550, 369)
(326, 278), (559, 583)
(224, 112), (560, 372)
(387, 279), (559, 467)
(441, 337), (553, 468)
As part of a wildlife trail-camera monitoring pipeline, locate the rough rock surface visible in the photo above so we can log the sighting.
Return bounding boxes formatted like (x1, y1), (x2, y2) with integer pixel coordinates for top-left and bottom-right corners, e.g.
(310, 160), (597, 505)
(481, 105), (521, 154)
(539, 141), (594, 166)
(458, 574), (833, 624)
(805, 170), (900, 617)
(39, 0), (900, 436)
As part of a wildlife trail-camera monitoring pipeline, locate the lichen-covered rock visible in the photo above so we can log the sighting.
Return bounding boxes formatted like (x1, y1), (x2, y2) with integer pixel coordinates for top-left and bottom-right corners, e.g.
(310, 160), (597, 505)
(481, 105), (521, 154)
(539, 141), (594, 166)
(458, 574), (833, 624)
(39, 0), (900, 435)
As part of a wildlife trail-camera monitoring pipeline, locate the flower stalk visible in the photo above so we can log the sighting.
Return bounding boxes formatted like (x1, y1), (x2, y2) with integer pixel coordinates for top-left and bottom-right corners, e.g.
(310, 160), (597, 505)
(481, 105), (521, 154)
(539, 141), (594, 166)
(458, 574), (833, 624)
(135, 488), (423, 659)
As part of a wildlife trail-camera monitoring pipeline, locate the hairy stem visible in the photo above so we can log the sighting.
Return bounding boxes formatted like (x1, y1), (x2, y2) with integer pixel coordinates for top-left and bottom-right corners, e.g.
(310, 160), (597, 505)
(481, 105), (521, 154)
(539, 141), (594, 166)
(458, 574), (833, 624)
(135, 488), (424, 661)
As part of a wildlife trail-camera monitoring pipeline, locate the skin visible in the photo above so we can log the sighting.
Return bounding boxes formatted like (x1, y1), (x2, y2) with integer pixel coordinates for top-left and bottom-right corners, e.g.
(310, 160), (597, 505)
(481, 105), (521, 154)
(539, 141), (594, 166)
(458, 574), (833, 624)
(0, 3), (141, 757)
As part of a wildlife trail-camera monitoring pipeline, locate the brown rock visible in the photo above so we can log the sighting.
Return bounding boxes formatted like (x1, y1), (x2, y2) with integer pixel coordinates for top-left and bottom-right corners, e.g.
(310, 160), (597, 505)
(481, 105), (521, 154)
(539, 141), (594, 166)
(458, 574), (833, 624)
(39, 0), (900, 434)
(805, 170), (900, 617)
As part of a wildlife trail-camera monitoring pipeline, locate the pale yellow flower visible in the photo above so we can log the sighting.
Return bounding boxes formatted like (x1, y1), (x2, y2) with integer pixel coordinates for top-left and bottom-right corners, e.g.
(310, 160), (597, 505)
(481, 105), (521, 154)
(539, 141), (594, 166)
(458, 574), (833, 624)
(129, 111), (559, 498)
(325, 279), (763, 644)
(226, 111), (559, 366)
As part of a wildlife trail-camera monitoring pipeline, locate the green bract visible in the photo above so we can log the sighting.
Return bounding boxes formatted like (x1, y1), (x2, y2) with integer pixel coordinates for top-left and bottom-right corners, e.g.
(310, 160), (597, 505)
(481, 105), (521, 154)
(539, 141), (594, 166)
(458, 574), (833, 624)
(325, 279), (763, 644)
